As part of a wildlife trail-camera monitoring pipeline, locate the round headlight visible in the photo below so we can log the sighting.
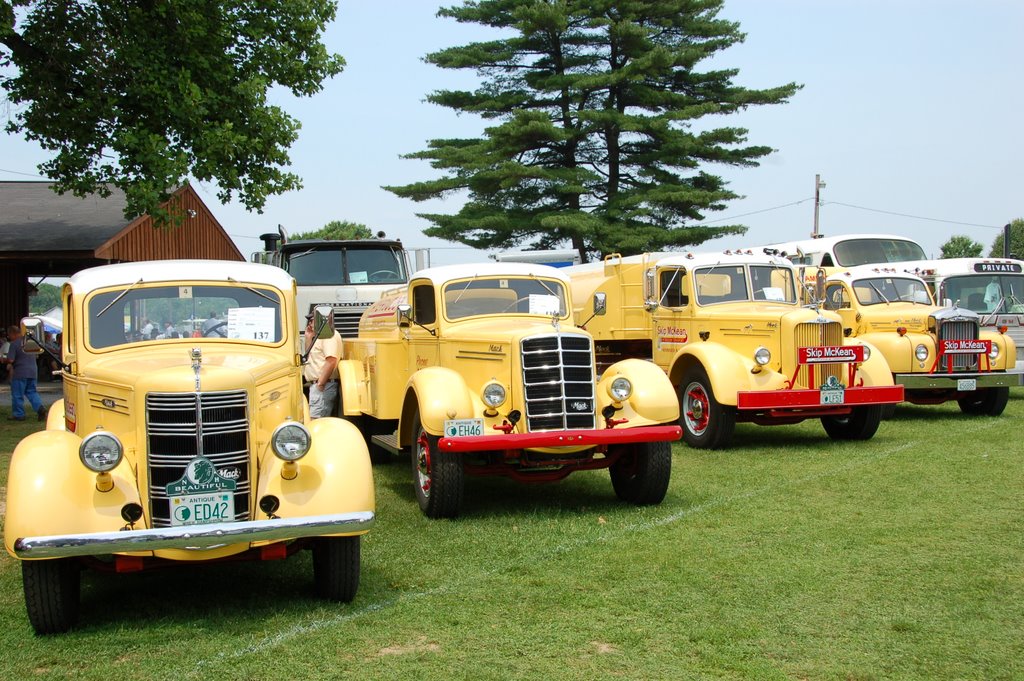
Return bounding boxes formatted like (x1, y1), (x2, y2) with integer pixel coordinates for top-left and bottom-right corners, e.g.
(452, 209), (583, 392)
(754, 346), (771, 366)
(609, 376), (632, 401)
(482, 382), (506, 408)
(988, 344), (1000, 361)
(271, 422), (311, 461)
(861, 344), (871, 362)
(915, 344), (929, 361)
(79, 431), (123, 472)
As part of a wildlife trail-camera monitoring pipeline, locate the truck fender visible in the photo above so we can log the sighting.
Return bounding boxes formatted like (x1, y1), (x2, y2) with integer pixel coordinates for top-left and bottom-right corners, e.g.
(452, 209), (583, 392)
(667, 344), (752, 407)
(46, 398), (67, 431)
(399, 367), (475, 444)
(336, 358), (365, 416)
(600, 358), (680, 426)
(981, 330), (1016, 369)
(845, 338), (898, 386)
(257, 417), (375, 531)
(3, 430), (141, 558)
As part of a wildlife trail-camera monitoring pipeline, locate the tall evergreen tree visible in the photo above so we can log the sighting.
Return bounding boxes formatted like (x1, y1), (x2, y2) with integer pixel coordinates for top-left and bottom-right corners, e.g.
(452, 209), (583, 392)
(386, 0), (799, 262)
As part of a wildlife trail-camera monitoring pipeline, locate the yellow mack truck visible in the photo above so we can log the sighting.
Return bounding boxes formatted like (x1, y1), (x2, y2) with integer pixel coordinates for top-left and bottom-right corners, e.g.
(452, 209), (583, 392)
(5, 261), (375, 634)
(338, 263), (682, 518)
(566, 252), (904, 449)
(822, 265), (1020, 414)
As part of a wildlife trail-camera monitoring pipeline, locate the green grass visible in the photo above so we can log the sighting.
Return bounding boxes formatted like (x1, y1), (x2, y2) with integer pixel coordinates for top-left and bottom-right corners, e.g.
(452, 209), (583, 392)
(1, 396), (1022, 680)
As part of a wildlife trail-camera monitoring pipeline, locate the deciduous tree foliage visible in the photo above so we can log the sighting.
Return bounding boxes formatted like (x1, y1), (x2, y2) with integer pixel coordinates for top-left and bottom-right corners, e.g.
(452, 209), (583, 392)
(291, 220), (373, 240)
(940, 235), (983, 259)
(386, 0), (799, 262)
(0, 0), (342, 219)
(989, 218), (1024, 259)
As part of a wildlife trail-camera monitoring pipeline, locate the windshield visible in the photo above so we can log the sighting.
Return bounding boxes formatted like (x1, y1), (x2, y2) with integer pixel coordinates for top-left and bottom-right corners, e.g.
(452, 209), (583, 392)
(833, 238), (926, 266)
(442, 277), (568, 319)
(285, 246), (407, 286)
(942, 275), (1024, 313)
(87, 284), (283, 349)
(852, 277), (932, 306)
(694, 265), (797, 305)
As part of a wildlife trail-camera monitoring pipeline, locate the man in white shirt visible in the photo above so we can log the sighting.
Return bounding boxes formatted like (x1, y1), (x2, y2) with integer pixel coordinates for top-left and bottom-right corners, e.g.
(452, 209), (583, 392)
(303, 312), (342, 418)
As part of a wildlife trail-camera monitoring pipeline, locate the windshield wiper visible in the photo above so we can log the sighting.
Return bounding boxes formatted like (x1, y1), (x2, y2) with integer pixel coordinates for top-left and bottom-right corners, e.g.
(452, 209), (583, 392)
(868, 281), (891, 304)
(97, 278), (144, 316)
(227, 277), (277, 304)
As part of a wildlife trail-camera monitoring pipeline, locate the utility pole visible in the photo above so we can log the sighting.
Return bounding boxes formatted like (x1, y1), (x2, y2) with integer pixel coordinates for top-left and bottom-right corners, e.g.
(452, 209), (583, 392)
(811, 174), (826, 239)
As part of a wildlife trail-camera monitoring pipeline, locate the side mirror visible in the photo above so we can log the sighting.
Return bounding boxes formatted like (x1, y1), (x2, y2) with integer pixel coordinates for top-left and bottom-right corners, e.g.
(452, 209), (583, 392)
(592, 292), (607, 316)
(313, 305), (334, 339)
(814, 269), (827, 303)
(397, 303), (412, 327)
(19, 317), (45, 354)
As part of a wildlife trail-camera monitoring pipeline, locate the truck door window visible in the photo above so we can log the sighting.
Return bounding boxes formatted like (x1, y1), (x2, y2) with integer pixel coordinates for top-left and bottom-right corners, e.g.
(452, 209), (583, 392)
(824, 284), (848, 310)
(412, 284), (436, 324)
(658, 269), (687, 307)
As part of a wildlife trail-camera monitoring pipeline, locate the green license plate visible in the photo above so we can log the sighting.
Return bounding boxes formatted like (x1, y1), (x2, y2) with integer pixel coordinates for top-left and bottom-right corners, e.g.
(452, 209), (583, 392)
(444, 418), (484, 437)
(821, 388), (845, 405)
(170, 491), (235, 526)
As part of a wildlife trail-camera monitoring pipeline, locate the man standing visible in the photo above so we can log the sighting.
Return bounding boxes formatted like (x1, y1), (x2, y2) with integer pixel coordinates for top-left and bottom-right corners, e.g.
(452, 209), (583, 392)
(303, 312), (342, 418)
(5, 325), (46, 422)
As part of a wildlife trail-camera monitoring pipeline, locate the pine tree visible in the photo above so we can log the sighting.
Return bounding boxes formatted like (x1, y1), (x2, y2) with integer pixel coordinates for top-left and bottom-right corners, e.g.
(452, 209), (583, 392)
(989, 219), (1024, 259)
(386, 0), (799, 262)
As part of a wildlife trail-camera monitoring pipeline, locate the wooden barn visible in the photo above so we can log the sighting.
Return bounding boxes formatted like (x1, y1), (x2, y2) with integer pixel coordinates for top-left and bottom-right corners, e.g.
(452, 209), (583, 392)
(0, 181), (243, 325)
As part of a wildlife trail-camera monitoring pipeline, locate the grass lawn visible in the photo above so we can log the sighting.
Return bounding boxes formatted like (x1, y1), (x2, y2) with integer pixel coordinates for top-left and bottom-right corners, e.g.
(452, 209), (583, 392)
(1, 396), (1022, 680)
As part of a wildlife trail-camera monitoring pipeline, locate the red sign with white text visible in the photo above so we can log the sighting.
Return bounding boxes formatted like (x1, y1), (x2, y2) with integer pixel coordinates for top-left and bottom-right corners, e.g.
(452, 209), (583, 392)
(798, 346), (865, 364)
(940, 339), (991, 355)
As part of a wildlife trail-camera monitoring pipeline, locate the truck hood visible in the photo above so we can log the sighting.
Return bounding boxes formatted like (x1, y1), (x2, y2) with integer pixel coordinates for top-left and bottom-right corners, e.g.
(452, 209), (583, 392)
(442, 318), (586, 345)
(856, 302), (937, 333)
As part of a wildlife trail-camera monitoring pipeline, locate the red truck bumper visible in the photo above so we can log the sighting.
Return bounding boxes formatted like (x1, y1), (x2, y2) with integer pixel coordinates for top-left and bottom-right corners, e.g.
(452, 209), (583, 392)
(737, 385), (904, 410)
(437, 424), (682, 452)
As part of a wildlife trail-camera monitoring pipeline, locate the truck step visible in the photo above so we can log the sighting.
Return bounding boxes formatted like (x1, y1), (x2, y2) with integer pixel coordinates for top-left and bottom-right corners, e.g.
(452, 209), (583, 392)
(370, 431), (402, 454)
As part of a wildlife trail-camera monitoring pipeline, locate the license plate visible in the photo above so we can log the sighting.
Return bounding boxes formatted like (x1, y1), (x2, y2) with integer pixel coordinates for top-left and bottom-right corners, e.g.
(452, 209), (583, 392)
(170, 491), (235, 526)
(820, 388), (845, 405)
(957, 378), (977, 392)
(444, 418), (484, 437)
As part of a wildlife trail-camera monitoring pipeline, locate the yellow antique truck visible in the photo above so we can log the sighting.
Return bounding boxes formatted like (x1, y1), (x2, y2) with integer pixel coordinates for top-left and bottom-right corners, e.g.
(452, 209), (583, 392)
(566, 252), (904, 449)
(338, 263), (682, 518)
(822, 265), (1019, 414)
(4, 261), (375, 634)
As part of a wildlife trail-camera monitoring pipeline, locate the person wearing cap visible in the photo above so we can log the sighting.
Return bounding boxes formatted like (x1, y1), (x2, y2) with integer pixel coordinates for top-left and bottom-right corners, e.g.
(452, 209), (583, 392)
(5, 325), (46, 421)
(303, 311), (342, 418)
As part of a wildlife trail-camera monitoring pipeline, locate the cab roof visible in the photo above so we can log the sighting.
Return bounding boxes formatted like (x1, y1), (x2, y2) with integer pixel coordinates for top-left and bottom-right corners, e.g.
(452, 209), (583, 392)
(826, 264), (928, 283)
(67, 260), (295, 293)
(892, 257), (1024, 277)
(565, 250), (792, 275)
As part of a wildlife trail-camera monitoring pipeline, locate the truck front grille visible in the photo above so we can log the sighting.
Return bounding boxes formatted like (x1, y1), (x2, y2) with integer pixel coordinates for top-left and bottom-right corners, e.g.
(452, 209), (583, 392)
(521, 334), (596, 432)
(795, 320), (845, 389)
(938, 319), (980, 371)
(146, 391), (250, 528)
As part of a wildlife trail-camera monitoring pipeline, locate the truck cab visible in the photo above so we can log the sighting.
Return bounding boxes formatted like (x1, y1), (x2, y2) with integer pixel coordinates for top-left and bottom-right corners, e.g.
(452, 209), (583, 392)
(338, 263), (682, 518)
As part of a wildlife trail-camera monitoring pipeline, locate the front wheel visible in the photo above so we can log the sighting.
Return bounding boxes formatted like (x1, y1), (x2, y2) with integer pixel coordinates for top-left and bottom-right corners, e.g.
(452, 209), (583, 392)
(957, 387), (1009, 416)
(312, 536), (360, 602)
(412, 416), (464, 518)
(679, 366), (736, 449)
(609, 440), (672, 505)
(22, 559), (80, 635)
(821, 405), (883, 440)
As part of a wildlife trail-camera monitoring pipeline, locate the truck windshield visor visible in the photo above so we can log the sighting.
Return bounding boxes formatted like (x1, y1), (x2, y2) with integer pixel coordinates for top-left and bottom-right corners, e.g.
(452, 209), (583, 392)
(443, 277), (568, 319)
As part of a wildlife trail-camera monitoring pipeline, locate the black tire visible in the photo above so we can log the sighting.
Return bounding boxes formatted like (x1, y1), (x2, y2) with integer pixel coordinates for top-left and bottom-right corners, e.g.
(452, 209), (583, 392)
(679, 366), (736, 450)
(411, 415), (464, 518)
(22, 559), (80, 635)
(879, 403), (898, 420)
(957, 387), (1010, 416)
(821, 404), (883, 440)
(312, 536), (360, 602)
(609, 440), (672, 505)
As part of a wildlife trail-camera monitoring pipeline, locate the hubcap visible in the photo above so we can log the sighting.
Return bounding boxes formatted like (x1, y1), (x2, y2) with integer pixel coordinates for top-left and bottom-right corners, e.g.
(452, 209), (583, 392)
(684, 381), (710, 436)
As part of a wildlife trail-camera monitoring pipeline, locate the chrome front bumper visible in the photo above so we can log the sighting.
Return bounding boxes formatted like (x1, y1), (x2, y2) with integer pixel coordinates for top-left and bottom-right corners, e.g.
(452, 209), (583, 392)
(895, 371), (1022, 390)
(13, 511), (375, 559)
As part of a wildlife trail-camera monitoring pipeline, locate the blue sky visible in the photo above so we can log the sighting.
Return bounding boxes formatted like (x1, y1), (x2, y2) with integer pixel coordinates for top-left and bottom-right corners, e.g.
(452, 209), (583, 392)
(2, 0), (1022, 265)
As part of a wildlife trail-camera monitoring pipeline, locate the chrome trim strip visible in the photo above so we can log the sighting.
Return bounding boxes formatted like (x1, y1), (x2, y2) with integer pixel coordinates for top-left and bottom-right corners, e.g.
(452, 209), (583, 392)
(13, 511), (375, 558)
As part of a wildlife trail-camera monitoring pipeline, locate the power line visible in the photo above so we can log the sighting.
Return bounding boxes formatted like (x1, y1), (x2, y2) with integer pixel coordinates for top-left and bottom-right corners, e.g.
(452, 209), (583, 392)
(695, 197), (814, 225)
(0, 167), (44, 178)
(826, 201), (1002, 229)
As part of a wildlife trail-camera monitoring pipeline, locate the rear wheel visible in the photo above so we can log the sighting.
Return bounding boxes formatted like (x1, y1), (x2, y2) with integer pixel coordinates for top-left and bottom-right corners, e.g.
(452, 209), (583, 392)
(412, 415), (464, 518)
(679, 367), (735, 449)
(312, 536), (360, 602)
(609, 440), (672, 505)
(821, 405), (883, 440)
(22, 559), (80, 635)
(957, 387), (1009, 416)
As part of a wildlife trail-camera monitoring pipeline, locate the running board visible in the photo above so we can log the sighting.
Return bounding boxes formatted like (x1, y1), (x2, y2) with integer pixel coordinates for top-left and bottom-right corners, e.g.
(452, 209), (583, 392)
(370, 431), (402, 454)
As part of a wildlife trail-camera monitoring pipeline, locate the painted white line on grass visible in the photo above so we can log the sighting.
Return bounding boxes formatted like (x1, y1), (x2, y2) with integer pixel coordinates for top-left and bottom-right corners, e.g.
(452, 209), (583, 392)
(192, 420), (998, 671)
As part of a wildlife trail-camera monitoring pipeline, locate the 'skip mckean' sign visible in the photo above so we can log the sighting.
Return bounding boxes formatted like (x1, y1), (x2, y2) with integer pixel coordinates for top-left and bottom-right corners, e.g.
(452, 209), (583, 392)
(940, 339), (991, 354)
(798, 346), (866, 364)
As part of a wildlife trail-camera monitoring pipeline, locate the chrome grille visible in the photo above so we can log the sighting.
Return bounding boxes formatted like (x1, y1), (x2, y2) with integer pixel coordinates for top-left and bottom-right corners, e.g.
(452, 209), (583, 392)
(795, 320), (844, 389)
(521, 334), (596, 432)
(938, 319), (980, 371)
(146, 391), (250, 528)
